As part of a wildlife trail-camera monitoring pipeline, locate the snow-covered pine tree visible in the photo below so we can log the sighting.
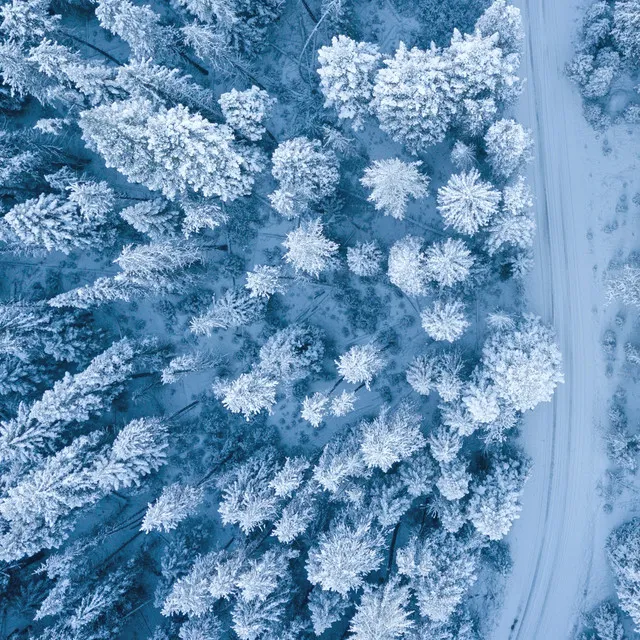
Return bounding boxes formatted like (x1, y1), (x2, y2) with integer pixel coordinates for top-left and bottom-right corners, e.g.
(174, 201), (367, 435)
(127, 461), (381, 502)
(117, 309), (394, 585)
(0, 0), (59, 45)
(335, 342), (385, 389)
(306, 515), (385, 595)
(282, 217), (339, 277)
(421, 298), (469, 343)
(347, 241), (384, 277)
(118, 199), (179, 239)
(80, 98), (264, 201)
(308, 589), (350, 636)
(142, 484), (205, 533)
(372, 42), (453, 152)
(396, 528), (479, 622)
(269, 138), (339, 218)
(213, 372), (278, 421)
(467, 450), (530, 540)
(219, 86), (275, 141)
(360, 158), (429, 220)
(612, 0), (640, 61)
(0, 338), (140, 462)
(190, 288), (264, 335)
(301, 392), (330, 427)
(475, 0), (525, 56)
(3, 193), (107, 254)
(245, 265), (286, 299)
(608, 517), (640, 627)
(437, 169), (501, 235)
(359, 403), (426, 471)
(387, 235), (430, 296)
(424, 238), (474, 288)
(317, 35), (381, 130)
(436, 458), (471, 500)
(484, 119), (534, 180)
(406, 354), (438, 396)
(349, 578), (415, 640)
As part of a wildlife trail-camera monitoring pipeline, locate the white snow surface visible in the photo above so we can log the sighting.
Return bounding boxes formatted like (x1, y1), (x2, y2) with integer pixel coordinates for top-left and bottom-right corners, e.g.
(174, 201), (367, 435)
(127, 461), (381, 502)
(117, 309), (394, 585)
(492, 0), (640, 637)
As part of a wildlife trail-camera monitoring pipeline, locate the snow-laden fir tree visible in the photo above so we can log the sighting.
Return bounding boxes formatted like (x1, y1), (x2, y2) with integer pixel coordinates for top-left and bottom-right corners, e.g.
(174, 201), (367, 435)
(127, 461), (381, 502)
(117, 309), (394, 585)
(424, 238), (474, 288)
(484, 119), (534, 180)
(119, 199), (179, 239)
(80, 98), (264, 201)
(429, 425), (462, 464)
(421, 298), (469, 342)
(450, 140), (477, 171)
(301, 392), (329, 427)
(257, 324), (324, 384)
(396, 528), (479, 622)
(179, 613), (223, 640)
(349, 577), (415, 640)
(467, 450), (530, 540)
(605, 264), (640, 309)
(436, 458), (471, 500)
(213, 372), (278, 421)
(181, 200), (229, 237)
(331, 389), (357, 416)
(359, 403), (426, 471)
(219, 86), (275, 141)
(437, 169), (501, 235)
(347, 240), (384, 277)
(608, 517), (640, 628)
(273, 483), (318, 543)
(161, 351), (219, 384)
(0, 0), (59, 44)
(406, 354), (437, 396)
(269, 138), (339, 218)
(434, 350), (466, 402)
(317, 35), (381, 130)
(217, 450), (280, 533)
(269, 457), (309, 498)
(0, 338), (140, 463)
(463, 377), (501, 424)
(613, 0), (640, 61)
(335, 342), (385, 389)
(313, 426), (368, 493)
(142, 484), (205, 533)
(245, 265), (286, 298)
(308, 589), (350, 636)
(481, 314), (564, 412)
(3, 193), (108, 254)
(387, 235), (429, 296)
(372, 42), (453, 152)
(306, 515), (385, 595)
(190, 288), (264, 335)
(282, 217), (339, 277)
(95, 0), (177, 61)
(475, 0), (525, 56)
(48, 275), (143, 310)
(235, 547), (297, 602)
(360, 158), (429, 220)
(486, 176), (536, 254)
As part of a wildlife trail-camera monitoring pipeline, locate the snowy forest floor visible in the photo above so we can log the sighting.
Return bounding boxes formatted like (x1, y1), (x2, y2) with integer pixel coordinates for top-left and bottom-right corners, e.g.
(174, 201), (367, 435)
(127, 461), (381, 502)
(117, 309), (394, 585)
(491, 0), (640, 637)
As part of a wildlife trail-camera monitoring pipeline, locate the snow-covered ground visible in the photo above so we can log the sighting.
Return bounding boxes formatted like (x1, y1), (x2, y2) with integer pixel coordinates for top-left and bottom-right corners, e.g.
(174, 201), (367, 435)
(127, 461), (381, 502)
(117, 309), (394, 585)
(492, 0), (640, 637)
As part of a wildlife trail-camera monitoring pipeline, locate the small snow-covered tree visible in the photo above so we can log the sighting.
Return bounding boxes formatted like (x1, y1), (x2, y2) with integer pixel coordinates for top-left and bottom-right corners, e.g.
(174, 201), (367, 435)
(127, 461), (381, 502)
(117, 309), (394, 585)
(605, 264), (640, 309)
(421, 298), (469, 342)
(467, 451), (530, 540)
(434, 350), (465, 402)
(313, 426), (367, 493)
(119, 199), (178, 239)
(336, 342), (385, 389)
(608, 517), (640, 627)
(429, 425), (462, 464)
(245, 265), (286, 298)
(450, 141), (476, 171)
(269, 457), (309, 498)
(273, 484), (317, 543)
(213, 372), (278, 421)
(613, 0), (640, 61)
(359, 403), (426, 471)
(372, 42), (453, 152)
(191, 289), (264, 335)
(388, 235), (429, 296)
(182, 200), (228, 237)
(347, 241), (383, 277)
(0, 0), (59, 44)
(331, 390), (357, 416)
(475, 0), (524, 56)
(424, 238), (474, 288)
(257, 324), (324, 384)
(396, 529), (478, 622)
(282, 218), (339, 277)
(236, 548), (296, 602)
(219, 87), (275, 141)
(301, 392), (329, 427)
(484, 119), (534, 180)
(179, 613), (223, 640)
(269, 138), (339, 218)
(309, 589), (350, 636)
(317, 35), (381, 130)
(217, 451), (280, 534)
(4, 193), (106, 254)
(406, 354), (437, 396)
(481, 314), (564, 412)
(436, 458), (471, 500)
(463, 378), (501, 424)
(437, 170), (501, 235)
(360, 158), (429, 220)
(306, 516), (385, 595)
(349, 578), (415, 640)
(142, 484), (205, 533)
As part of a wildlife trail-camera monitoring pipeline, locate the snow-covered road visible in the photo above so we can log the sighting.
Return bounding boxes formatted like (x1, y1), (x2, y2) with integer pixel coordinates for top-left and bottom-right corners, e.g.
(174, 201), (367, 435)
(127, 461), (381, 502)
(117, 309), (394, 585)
(491, 0), (612, 637)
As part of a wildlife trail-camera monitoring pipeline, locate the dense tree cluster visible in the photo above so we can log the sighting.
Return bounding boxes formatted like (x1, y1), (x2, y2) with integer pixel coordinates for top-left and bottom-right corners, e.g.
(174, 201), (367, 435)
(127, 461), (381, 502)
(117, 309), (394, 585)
(0, 0), (565, 638)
